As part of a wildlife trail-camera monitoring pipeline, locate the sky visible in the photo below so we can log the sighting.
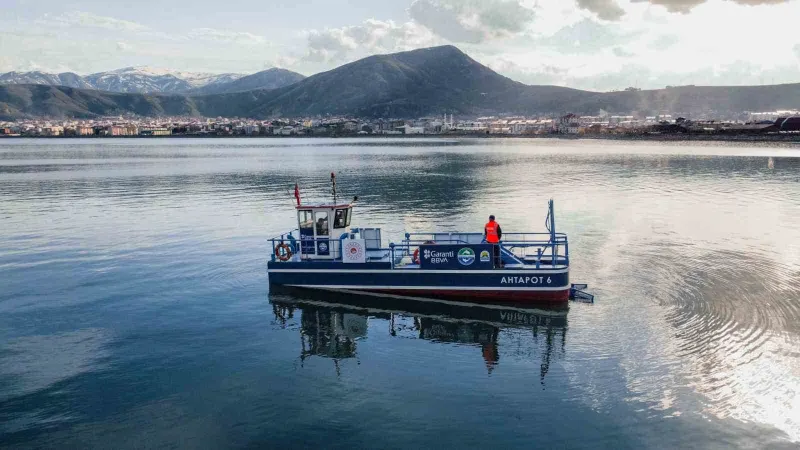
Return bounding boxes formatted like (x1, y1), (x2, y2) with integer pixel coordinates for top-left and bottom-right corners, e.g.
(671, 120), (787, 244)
(2, 0), (800, 91)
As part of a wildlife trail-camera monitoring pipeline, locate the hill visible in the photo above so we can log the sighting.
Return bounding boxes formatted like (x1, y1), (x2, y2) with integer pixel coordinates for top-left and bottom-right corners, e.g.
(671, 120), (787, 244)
(188, 68), (305, 95)
(0, 84), (198, 120)
(566, 84), (800, 117)
(0, 71), (93, 90)
(234, 46), (589, 117)
(0, 67), (245, 94)
(3, 46), (800, 120)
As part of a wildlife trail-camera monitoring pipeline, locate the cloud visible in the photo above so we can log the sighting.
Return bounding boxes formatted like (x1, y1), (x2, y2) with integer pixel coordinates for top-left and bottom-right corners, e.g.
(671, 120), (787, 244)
(408, 0), (535, 43)
(494, 54), (800, 92)
(575, 0), (626, 20)
(539, 19), (633, 55)
(40, 11), (150, 32)
(650, 34), (680, 50)
(577, 0), (793, 20)
(637, 0), (792, 14)
(304, 19), (439, 63)
(613, 47), (634, 57)
(186, 28), (269, 46)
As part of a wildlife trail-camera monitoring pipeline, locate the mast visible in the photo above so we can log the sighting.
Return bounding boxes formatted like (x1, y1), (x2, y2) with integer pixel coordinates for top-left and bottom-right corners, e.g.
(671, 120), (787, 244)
(331, 172), (337, 204)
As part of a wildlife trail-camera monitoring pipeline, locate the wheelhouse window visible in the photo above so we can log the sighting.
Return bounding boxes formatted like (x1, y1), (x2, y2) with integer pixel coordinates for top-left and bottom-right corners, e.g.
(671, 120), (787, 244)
(299, 210), (314, 234)
(315, 211), (329, 236)
(334, 208), (350, 229)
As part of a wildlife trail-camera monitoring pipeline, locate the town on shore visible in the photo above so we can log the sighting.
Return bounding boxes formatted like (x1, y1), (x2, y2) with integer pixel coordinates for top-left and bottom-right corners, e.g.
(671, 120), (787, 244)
(2, 110), (799, 139)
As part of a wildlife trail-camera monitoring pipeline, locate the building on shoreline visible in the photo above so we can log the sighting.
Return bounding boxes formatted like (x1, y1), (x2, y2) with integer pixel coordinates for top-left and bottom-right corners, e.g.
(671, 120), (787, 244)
(139, 127), (171, 136)
(2, 109), (799, 138)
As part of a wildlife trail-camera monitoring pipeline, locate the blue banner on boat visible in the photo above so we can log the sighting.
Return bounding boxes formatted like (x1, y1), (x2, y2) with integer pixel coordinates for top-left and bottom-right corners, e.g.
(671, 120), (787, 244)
(317, 239), (330, 256)
(419, 244), (495, 270)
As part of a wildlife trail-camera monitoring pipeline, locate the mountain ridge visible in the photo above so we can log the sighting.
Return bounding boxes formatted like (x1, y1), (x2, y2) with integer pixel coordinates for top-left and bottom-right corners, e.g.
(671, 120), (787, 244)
(188, 68), (306, 95)
(0, 66), (304, 94)
(235, 45), (589, 118)
(2, 45), (800, 120)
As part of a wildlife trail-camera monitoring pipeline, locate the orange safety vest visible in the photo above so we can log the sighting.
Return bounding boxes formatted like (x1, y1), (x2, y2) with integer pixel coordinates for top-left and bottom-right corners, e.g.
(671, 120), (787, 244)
(485, 221), (500, 243)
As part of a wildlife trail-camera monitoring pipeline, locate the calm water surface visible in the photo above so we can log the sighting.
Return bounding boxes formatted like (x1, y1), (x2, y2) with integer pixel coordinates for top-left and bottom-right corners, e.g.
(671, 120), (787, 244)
(1, 138), (799, 449)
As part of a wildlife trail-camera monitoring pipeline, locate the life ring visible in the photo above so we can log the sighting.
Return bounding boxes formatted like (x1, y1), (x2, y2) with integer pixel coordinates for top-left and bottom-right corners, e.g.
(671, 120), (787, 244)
(274, 243), (293, 261)
(412, 240), (436, 264)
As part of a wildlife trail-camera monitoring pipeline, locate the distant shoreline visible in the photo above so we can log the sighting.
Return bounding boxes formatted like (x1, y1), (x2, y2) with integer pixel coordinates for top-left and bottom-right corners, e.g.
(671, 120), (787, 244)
(2, 133), (800, 143)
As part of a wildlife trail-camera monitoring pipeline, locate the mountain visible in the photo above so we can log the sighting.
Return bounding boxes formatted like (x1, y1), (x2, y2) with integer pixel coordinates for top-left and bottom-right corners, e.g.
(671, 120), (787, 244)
(188, 68), (306, 95)
(84, 67), (194, 94)
(561, 84), (800, 117)
(3, 46), (800, 120)
(0, 84), (198, 120)
(0, 67), (246, 94)
(0, 71), (94, 89)
(163, 70), (243, 88)
(230, 46), (589, 118)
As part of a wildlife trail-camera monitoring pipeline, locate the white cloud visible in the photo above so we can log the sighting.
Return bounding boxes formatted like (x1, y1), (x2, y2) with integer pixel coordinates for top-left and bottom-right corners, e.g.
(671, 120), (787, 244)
(39, 11), (150, 32)
(538, 19), (636, 55)
(630, 0), (792, 14)
(484, 49), (800, 91)
(649, 34), (679, 50)
(186, 28), (269, 46)
(576, 0), (626, 20)
(304, 19), (440, 63)
(575, 0), (796, 19)
(408, 0), (536, 43)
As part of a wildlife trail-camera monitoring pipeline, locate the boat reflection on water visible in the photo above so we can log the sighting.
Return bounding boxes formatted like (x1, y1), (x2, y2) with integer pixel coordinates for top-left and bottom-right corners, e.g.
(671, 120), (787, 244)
(270, 287), (568, 380)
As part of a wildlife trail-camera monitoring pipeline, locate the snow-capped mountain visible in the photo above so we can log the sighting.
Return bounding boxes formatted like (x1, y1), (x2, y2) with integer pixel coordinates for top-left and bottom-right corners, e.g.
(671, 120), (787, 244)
(0, 67), (246, 94)
(189, 68), (306, 95)
(85, 67), (193, 93)
(170, 71), (243, 88)
(0, 71), (94, 89)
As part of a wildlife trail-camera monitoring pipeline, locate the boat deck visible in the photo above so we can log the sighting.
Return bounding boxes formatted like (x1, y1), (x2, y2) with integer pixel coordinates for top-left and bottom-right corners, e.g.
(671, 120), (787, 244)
(269, 230), (569, 271)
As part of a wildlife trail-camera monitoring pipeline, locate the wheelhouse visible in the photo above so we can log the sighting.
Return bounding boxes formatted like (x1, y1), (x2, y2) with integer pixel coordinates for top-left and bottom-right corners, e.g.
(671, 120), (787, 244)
(296, 203), (353, 260)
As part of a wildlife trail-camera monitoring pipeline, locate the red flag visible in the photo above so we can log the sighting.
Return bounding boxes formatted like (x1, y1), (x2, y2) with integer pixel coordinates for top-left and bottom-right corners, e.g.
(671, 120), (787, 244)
(294, 183), (300, 206)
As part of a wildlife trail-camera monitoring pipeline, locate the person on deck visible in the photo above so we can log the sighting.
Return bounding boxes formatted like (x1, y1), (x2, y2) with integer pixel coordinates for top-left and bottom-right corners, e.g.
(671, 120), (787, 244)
(484, 215), (503, 268)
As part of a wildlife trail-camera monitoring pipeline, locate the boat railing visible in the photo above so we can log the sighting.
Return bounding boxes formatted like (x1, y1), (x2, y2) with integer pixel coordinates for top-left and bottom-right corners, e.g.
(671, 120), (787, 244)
(269, 230), (569, 268)
(268, 229), (300, 262)
(502, 233), (569, 267)
(269, 230), (392, 263)
(400, 231), (569, 267)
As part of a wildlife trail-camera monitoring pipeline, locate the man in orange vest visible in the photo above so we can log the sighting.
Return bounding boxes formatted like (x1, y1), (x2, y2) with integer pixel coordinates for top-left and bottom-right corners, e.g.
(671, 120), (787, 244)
(484, 215), (503, 267)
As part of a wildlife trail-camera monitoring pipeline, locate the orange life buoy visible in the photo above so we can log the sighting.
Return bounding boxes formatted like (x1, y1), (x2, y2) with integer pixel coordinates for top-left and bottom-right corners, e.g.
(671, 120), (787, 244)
(275, 243), (293, 261)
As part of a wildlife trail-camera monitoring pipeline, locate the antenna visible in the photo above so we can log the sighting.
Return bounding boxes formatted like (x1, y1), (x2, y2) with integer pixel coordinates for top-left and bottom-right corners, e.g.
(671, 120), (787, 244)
(331, 172), (337, 204)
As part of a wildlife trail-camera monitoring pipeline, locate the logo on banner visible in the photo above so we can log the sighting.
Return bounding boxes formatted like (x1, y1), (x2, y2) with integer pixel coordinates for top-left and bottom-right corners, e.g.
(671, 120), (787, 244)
(458, 248), (476, 266)
(480, 250), (491, 262)
(318, 242), (328, 252)
(343, 240), (365, 262)
(423, 248), (454, 264)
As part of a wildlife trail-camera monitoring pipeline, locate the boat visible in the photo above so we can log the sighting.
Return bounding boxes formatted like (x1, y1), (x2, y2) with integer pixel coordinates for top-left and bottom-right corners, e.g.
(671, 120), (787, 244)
(267, 175), (590, 305)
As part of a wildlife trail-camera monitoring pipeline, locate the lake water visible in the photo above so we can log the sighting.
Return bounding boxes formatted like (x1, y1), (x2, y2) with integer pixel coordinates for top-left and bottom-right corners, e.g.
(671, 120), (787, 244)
(1, 138), (799, 449)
